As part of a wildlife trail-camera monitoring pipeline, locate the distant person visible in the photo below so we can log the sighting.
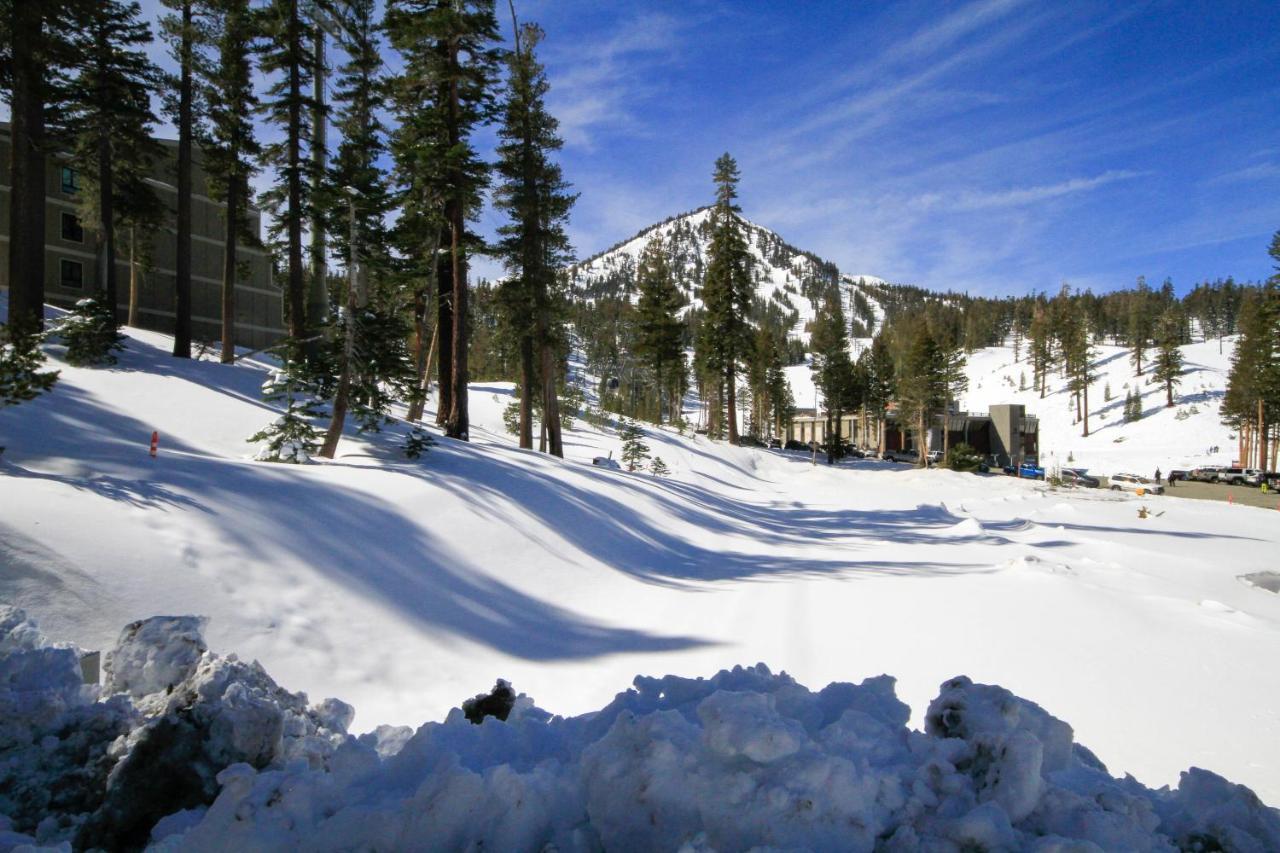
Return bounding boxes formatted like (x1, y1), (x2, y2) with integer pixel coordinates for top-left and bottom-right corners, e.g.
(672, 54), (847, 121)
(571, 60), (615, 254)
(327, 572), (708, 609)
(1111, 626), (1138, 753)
(1155, 467), (1162, 483)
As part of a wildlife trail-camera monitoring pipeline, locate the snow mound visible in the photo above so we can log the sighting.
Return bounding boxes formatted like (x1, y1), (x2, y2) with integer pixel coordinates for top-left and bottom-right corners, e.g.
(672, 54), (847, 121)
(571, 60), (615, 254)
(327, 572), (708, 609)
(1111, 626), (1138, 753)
(3, 610), (1278, 851)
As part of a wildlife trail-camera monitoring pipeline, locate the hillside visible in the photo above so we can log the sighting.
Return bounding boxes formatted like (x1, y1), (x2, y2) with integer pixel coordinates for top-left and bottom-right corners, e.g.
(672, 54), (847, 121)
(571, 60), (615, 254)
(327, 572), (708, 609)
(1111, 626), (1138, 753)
(2, 320), (1280, 816)
(961, 338), (1239, 478)
(566, 207), (887, 342)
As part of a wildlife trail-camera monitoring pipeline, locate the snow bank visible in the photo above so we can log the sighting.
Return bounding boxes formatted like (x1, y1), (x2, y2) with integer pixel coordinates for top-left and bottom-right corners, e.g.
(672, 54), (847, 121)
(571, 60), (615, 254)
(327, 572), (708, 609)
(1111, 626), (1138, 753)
(1, 609), (1276, 851)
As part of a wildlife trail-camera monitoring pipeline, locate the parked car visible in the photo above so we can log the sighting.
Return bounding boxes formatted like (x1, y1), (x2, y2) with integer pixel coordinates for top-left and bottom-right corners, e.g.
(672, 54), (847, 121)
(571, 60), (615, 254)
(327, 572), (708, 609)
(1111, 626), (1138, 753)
(884, 448), (919, 464)
(1002, 461), (1045, 480)
(1215, 467), (1260, 486)
(1189, 466), (1224, 482)
(1166, 469), (1190, 484)
(767, 437), (783, 449)
(1059, 468), (1100, 488)
(1108, 473), (1164, 495)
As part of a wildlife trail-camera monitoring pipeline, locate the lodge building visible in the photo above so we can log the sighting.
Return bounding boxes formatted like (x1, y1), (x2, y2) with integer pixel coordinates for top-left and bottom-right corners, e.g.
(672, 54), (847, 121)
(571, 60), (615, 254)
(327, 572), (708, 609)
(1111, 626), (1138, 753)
(789, 403), (1039, 466)
(0, 122), (284, 349)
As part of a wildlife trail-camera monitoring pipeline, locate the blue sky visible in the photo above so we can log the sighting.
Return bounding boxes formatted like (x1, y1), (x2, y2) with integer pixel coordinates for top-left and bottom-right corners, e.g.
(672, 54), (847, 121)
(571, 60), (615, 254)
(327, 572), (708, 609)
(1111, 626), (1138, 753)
(128, 0), (1280, 295)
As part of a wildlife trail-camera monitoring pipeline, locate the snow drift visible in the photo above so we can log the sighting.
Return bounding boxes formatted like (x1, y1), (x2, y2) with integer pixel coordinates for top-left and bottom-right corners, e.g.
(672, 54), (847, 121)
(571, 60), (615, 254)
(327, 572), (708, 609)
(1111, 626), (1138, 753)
(3, 607), (1277, 852)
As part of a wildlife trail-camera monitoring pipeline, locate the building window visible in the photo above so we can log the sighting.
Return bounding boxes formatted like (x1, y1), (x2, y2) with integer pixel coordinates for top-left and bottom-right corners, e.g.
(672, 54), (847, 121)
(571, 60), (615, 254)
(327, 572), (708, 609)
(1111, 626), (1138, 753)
(61, 213), (84, 243)
(60, 259), (83, 290)
(60, 166), (80, 195)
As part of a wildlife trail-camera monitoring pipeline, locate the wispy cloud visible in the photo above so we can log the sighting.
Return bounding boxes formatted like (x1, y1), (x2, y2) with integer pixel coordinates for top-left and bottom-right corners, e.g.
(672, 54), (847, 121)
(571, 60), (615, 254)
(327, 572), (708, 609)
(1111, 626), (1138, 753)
(907, 170), (1147, 213)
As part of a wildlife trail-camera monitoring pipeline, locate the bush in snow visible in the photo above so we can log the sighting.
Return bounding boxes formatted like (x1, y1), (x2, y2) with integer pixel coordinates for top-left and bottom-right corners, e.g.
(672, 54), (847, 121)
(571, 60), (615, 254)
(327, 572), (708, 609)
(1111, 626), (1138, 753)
(58, 296), (124, 366)
(944, 442), (982, 472)
(248, 364), (323, 463)
(650, 456), (670, 476)
(402, 425), (435, 459)
(0, 329), (58, 408)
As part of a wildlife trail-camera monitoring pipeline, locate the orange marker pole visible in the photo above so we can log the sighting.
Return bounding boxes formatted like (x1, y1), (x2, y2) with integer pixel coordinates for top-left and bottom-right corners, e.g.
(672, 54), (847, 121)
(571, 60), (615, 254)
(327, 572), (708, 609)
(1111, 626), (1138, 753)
(149, 431), (159, 458)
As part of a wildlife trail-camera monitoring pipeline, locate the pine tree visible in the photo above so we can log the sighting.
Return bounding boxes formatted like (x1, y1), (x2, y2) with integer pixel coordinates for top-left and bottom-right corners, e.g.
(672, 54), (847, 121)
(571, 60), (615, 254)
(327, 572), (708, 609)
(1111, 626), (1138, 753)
(494, 18), (575, 456)
(649, 456), (669, 477)
(0, 330), (59, 407)
(3, 0), (81, 333)
(385, 0), (500, 441)
(860, 334), (896, 454)
(634, 236), (686, 425)
(202, 0), (260, 363)
(939, 339), (968, 456)
(159, 0), (205, 357)
(59, 296), (125, 366)
(1152, 306), (1185, 409)
(698, 153), (754, 443)
(1027, 301), (1052, 397)
(258, 0), (319, 347)
(63, 0), (162, 326)
(249, 356), (323, 463)
(619, 419), (650, 471)
(1128, 275), (1153, 376)
(896, 320), (946, 465)
(809, 290), (854, 462)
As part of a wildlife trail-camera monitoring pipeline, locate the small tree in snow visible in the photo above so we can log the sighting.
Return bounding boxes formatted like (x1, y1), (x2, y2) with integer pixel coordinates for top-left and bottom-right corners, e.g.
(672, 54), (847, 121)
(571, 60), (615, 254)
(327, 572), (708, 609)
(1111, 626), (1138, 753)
(60, 297), (124, 366)
(649, 456), (669, 477)
(249, 364), (323, 463)
(620, 419), (650, 471)
(1, 331), (59, 407)
(403, 426), (435, 459)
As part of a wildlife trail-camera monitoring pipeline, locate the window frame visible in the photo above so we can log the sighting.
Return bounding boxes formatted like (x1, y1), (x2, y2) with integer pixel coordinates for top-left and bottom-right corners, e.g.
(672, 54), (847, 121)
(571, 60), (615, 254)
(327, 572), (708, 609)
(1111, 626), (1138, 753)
(59, 259), (84, 290)
(60, 212), (84, 243)
(60, 166), (80, 195)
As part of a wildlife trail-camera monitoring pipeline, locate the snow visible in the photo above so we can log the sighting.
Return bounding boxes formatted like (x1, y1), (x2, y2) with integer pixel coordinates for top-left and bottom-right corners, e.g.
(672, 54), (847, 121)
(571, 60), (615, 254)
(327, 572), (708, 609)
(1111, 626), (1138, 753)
(2, 609), (1277, 850)
(2, 320), (1280, 842)
(959, 337), (1240, 477)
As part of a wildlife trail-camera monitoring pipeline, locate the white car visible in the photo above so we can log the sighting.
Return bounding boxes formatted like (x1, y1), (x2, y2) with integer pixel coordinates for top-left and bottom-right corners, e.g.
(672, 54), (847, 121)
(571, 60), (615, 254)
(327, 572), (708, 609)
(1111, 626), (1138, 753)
(1108, 473), (1164, 495)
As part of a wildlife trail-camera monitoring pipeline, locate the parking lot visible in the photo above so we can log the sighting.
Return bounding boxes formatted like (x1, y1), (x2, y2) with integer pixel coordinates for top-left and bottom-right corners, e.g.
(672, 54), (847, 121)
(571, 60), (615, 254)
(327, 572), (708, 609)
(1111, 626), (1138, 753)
(1103, 477), (1280, 510)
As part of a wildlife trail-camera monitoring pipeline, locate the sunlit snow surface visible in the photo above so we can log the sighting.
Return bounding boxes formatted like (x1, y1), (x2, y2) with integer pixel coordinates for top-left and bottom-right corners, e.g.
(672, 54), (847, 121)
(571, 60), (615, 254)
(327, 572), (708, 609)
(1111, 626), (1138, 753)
(1, 318), (1278, 833)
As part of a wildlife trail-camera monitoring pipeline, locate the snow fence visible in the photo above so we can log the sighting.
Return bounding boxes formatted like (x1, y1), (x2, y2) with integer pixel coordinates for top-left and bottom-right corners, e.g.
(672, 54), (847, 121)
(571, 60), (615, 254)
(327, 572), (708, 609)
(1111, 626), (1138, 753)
(1, 605), (1277, 851)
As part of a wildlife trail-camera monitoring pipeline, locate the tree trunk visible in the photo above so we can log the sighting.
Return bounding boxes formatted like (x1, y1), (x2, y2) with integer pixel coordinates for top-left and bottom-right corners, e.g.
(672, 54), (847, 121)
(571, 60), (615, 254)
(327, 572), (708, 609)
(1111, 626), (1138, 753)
(726, 365), (738, 443)
(128, 226), (139, 326)
(173, 0), (193, 357)
(541, 339), (563, 457)
(444, 39), (469, 441)
(1082, 380), (1090, 437)
(1259, 399), (1268, 473)
(518, 333), (534, 449)
(435, 245), (453, 426)
(285, 0), (307, 344)
(96, 127), (117, 316)
(221, 175), (239, 363)
(7, 0), (46, 333)
(307, 23), (328, 332)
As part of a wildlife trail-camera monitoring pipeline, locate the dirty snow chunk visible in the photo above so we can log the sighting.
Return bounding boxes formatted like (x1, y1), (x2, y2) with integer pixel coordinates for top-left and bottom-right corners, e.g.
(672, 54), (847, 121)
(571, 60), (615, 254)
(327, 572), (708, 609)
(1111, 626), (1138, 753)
(697, 690), (805, 763)
(0, 606), (48, 654)
(1239, 571), (1280, 594)
(102, 616), (207, 701)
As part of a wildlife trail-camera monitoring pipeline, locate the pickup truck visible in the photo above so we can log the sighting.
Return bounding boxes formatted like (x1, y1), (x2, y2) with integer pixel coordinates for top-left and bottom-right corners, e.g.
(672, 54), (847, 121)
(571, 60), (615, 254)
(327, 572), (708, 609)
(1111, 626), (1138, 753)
(1002, 461), (1045, 480)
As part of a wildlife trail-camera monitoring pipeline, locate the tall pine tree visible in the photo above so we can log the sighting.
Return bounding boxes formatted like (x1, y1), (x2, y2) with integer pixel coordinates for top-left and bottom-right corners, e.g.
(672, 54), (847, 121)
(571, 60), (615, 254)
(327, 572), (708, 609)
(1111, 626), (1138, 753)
(66, 0), (162, 326)
(494, 18), (575, 456)
(634, 236), (686, 425)
(698, 153), (754, 443)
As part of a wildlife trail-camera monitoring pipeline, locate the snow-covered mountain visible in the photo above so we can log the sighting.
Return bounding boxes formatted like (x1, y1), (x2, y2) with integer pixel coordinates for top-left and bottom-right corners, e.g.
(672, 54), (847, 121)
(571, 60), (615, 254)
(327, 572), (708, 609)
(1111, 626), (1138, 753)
(567, 207), (887, 344)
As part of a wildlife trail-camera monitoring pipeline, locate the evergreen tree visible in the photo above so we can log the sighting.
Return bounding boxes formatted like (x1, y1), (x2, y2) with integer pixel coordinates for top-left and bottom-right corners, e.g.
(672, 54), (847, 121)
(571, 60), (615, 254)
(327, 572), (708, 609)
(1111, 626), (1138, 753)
(698, 153), (754, 443)
(258, 0), (319, 346)
(938, 339), (968, 456)
(1152, 306), (1185, 408)
(201, 0), (260, 363)
(0, 330), (59, 407)
(896, 320), (946, 465)
(1027, 301), (1052, 398)
(2, 0), (81, 333)
(159, 0), (206, 357)
(1128, 275), (1153, 376)
(809, 290), (855, 462)
(619, 418), (650, 471)
(64, 0), (162, 326)
(59, 296), (125, 366)
(249, 353), (324, 463)
(649, 456), (669, 477)
(494, 19), (575, 456)
(385, 0), (500, 441)
(634, 236), (686, 425)
(859, 333), (895, 453)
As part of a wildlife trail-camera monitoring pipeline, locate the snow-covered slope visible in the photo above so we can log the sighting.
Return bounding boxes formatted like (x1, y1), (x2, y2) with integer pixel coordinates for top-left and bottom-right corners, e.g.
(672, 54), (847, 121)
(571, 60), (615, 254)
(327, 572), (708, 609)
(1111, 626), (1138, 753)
(567, 207), (886, 343)
(3, 323), (1280, 813)
(961, 337), (1239, 478)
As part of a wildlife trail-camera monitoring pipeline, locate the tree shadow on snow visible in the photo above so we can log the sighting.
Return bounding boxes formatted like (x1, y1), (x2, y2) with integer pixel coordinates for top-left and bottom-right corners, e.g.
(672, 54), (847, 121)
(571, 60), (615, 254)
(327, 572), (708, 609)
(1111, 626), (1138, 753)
(1, 389), (712, 662)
